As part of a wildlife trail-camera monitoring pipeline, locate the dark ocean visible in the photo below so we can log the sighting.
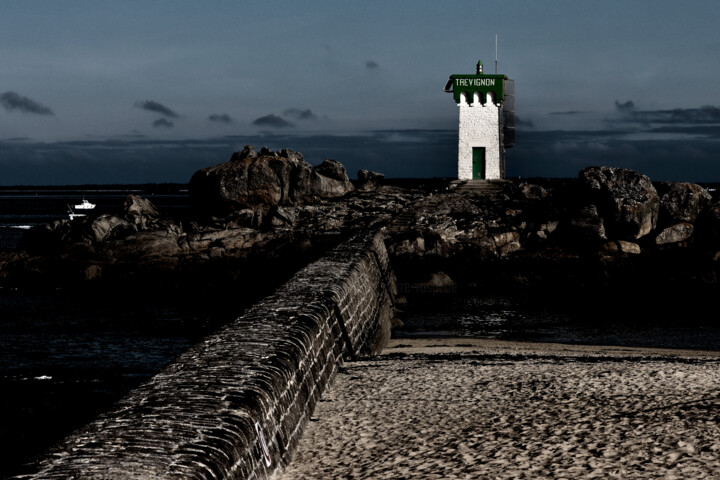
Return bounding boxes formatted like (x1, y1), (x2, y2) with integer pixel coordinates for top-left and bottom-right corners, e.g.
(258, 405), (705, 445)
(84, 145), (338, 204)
(2, 187), (720, 476)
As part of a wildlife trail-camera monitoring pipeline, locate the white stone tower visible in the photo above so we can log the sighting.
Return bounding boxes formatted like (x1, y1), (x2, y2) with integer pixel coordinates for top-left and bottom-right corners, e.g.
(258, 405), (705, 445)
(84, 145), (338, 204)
(444, 60), (514, 180)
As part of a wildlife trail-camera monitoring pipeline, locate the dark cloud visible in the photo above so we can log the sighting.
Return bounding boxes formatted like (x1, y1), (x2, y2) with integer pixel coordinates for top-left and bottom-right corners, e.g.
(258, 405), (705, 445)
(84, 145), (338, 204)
(549, 111), (587, 116)
(611, 102), (720, 127)
(515, 116), (534, 128)
(114, 132), (146, 139)
(1, 91), (54, 115)
(365, 60), (379, 70)
(153, 118), (174, 128)
(283, 108), (317, 121)
(649, 124), (720, 139)
(614, 100), (636, 113)
(631, 106), (720, 125)
(252, 114), (294, 128)
(208, 113), (233, 124)
(134, 100), (180, 118)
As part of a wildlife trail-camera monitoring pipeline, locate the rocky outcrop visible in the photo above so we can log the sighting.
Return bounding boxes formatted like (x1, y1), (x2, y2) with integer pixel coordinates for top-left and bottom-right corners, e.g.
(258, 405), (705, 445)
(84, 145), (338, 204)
(4, 155), (719, 291)
(123, 194), (161, 228)
(579, 166), (660, 240)
(656, 181), (712, 226)
(88, 214), (134, 243)
(189, 146), (353, 215)
(356, 169), (385, 190)
(312, 158), (355, 196)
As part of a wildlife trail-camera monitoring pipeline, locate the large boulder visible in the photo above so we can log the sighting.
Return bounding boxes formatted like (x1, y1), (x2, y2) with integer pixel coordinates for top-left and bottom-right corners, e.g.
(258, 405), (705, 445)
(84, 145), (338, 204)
(123, 195), (162, 230)
(356, 169), (385, 190)
(189, 146), (306, 213)
(310, 159), (354, 197)
(189, 146), (353, 214)
(88, 214), (134, 243)
(579, 166), (659, 240)
(655, 181), (712, 226)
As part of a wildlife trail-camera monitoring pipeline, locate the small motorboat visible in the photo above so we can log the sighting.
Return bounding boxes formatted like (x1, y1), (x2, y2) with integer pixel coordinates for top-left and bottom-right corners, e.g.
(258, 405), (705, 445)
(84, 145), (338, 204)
(74, 199), (96, 210)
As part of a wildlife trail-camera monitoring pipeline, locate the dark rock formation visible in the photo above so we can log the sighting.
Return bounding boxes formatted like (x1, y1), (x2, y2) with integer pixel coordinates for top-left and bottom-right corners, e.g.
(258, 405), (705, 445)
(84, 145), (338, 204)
(656, 181), (713, 226)
(123, 194), (161, 228)
(356, 169), (385, 190)
(87, 214), (134, 243)
(189, 146), (353, 215)
(3, 155), (719, 294)
(312, 158), (355, 196)
(579, 166), (659, 240)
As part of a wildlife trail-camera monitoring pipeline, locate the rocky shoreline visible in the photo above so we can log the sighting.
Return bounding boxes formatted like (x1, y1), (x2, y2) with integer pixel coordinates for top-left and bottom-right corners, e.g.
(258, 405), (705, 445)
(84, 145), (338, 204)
(2, 147), (720, 299)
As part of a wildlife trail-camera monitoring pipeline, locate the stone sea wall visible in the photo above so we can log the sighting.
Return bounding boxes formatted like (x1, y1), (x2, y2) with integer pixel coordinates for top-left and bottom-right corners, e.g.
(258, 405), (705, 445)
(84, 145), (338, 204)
(15, 231), (395, 479)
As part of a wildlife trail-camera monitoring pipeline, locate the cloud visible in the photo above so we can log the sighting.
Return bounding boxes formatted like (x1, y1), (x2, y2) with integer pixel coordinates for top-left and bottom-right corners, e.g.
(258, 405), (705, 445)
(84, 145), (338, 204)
(252, 114), (294, 128)
(515, 116), (534, 128)
(365, 60), (379, 70)
(208, 113), (233, 124)
(153, 118), (174, 128)
(134, 100), (179, 118)
(634, 106), (720, 125)
(614, 100), (636, 113)
(1, 91), (54, 115)
(611, 102), (720, 126)
(283, 108), (317, 121)
(550, 110), (587, 116)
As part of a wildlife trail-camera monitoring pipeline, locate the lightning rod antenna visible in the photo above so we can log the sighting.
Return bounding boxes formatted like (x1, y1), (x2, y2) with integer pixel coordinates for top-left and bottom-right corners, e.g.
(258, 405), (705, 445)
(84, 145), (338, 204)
(495, 34), (498, 74)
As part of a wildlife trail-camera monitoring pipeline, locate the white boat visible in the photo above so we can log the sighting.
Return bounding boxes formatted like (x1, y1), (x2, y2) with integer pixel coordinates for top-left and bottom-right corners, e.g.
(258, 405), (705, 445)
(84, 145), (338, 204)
(74, 199), (96, 210)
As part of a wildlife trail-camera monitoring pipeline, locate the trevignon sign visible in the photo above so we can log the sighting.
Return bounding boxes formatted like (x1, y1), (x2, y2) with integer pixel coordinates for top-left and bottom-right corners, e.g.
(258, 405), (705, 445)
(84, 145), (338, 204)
(444, 73), (507, 104)
(454, 78), (497, 87)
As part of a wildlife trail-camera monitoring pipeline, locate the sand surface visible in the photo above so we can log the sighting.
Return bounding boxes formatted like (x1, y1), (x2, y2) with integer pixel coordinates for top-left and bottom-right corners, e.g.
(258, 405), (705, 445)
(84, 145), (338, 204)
(273, 338), (720, 479)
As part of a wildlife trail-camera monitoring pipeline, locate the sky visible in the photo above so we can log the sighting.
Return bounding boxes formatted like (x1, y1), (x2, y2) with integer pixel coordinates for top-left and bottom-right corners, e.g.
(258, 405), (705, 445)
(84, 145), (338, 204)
(1, 0), (720, 185)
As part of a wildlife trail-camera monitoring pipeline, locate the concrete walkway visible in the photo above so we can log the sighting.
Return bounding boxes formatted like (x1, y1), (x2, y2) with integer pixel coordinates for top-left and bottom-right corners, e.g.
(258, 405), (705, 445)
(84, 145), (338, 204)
(273, 339), (720, 479)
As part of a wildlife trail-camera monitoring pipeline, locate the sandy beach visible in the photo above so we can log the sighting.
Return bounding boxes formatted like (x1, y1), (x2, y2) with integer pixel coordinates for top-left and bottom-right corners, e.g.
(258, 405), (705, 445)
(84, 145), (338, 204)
(274, 338), (720, 479)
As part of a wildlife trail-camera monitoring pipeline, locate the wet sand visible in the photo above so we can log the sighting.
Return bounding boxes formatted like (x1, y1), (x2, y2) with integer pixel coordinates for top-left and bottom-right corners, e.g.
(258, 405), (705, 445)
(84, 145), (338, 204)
(274, 338), (720, 479)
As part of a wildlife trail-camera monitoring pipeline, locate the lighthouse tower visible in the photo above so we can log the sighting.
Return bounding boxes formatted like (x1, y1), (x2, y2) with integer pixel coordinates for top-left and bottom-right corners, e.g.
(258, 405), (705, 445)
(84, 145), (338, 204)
(444, 60), (514, 180)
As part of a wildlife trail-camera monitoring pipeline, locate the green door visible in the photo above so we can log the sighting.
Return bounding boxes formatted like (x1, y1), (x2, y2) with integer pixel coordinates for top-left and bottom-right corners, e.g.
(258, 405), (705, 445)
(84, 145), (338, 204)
(472, 147), (486, 179)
